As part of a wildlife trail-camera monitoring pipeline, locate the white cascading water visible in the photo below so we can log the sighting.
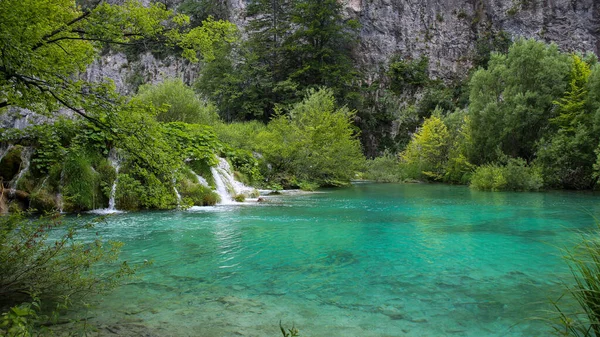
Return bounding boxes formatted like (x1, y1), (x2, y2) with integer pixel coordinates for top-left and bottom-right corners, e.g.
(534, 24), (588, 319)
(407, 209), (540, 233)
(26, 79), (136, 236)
(195, 173), (209, 187)
(0, 144), (14, 163)
(172, 177), (182, 207)
(210, 157), (254, 205)
(9, 147), (32, 197)
(90, 148), (122, 214)
(107, 149), (121, 211)
(211, 166), (234, 204)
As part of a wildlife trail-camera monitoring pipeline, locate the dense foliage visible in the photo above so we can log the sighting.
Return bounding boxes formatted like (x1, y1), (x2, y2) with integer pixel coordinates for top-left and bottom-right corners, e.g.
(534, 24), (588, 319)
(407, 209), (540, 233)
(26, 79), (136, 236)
(196, 0), (359, 122)
(136, 78), (219, 124)
(255, 88), (364, 187)
(365, 39), (600, 191)
(469, 158), (543, 191)
(0, 0), (236, 117)
(0, 213), (142, 334)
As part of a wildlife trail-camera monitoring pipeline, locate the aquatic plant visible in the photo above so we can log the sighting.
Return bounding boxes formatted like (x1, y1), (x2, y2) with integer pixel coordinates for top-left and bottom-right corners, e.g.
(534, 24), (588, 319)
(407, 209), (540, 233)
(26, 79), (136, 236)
(554, 225), (600, 336)
(279, 321), (299, 337)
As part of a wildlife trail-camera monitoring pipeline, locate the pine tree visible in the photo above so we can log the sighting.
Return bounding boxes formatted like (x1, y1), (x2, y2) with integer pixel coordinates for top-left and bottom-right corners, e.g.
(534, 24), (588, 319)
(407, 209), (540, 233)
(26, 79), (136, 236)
(283, 0), (359, 100)
(247, 0), (292, 84)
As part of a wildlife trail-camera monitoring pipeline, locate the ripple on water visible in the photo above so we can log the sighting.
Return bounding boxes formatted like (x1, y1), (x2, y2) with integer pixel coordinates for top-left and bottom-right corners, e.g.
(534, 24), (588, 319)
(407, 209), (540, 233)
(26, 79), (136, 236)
(64, 183), (600, 336)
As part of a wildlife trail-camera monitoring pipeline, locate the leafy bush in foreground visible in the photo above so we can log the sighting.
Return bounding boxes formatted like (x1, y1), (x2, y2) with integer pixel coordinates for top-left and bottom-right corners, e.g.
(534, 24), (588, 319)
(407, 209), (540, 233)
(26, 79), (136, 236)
(0, 213), (140, 334)
(553, 224), (600, 336)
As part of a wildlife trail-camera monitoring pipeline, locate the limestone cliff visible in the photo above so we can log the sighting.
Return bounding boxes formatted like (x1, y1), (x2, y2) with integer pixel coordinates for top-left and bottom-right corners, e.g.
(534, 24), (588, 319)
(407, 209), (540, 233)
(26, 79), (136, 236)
(343, 0), (599, 78)
(94, 0), (598, 92)
(4, 0), (598, 130)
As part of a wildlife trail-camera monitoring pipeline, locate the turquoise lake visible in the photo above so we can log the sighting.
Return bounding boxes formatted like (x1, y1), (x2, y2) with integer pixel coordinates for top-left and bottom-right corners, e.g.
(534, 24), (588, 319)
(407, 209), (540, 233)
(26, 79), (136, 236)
(73, 183), (600, 336)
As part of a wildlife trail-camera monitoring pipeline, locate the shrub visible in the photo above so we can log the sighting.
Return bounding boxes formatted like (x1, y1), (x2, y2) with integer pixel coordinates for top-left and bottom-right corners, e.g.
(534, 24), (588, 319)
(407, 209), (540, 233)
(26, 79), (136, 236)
(190, 167), (215, 192)
(96, 158), (117, 206)
(115, 173), (143, 211)
(223, 148), (262, 184)
(212, 121), (267, 152)
(256, 88), (365, 187)
(0, 213), (139, 329)
(136, 78), (220, 125)
(28, 189), (58, 213)
(469, 158), (543, 191)
(62, 149), (100, 212)
(177, 175), (219, 206)
(387, 56), (429, 94)
(364, 152), (403, 183)
(203, 190), (220, 205)
(298, 181), (319, 191)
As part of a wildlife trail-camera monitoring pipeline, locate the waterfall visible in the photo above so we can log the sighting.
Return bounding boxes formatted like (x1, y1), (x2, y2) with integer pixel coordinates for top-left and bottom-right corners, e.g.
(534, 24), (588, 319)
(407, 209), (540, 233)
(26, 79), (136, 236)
(210, 157), (254, 205)
(172, 177), (182, 207)
(195, 173), (209, 187)
(0, 144), (14, 163)
(9, 147), (32, 197)
(90, 148), (122, 214)
(211, 165), (235, 204)
(106, 149), (121, 211)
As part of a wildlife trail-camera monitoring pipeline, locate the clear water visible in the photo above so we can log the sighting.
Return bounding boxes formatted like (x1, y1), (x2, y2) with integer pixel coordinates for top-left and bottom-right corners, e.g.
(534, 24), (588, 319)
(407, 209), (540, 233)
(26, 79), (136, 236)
(71, 183), (600, 336)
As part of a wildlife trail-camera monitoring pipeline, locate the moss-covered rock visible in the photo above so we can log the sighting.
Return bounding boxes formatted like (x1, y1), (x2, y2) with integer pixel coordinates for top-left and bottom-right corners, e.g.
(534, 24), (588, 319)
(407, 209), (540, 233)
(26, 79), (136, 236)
(62, 150), (100, 211)
(29, 189), (58, 212)
(177, 177), (219, 206)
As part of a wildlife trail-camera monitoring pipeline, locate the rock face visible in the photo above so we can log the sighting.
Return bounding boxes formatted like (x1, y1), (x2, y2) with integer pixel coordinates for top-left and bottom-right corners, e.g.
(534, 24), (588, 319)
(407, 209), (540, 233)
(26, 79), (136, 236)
(344, 0), (599, 78)
(88, 0), (598, 93)
(83, 52), (201, 95)
(2, 1), (598, 130)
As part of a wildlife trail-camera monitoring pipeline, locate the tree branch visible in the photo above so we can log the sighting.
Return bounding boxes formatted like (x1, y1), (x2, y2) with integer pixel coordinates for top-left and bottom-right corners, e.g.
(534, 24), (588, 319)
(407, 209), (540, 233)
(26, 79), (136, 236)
(32, 11), (93, 51)
(44, 36), (141, 46)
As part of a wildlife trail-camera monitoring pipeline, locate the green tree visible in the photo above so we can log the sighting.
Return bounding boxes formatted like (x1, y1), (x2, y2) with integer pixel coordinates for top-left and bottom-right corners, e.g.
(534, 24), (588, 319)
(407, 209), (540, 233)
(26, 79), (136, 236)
(196, 36), (287, 121)
(0, 0), (236, 115)
(400, 113), (450, 181)
(0, 0), (236, 182)
(257, 88), (364, 186)
(536, 54), (599, 189)
(442, 109), (475, 184)
(467, 39), (571, 164)
(195, 0), (297, 122)
(387, 56), (430, 95)
(551, 54), (592, 131)
(247, 0), (292, 84)
(137, 78), (219, 124)
(283, 0), (359, 101)
(179, 0), (231, 26)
